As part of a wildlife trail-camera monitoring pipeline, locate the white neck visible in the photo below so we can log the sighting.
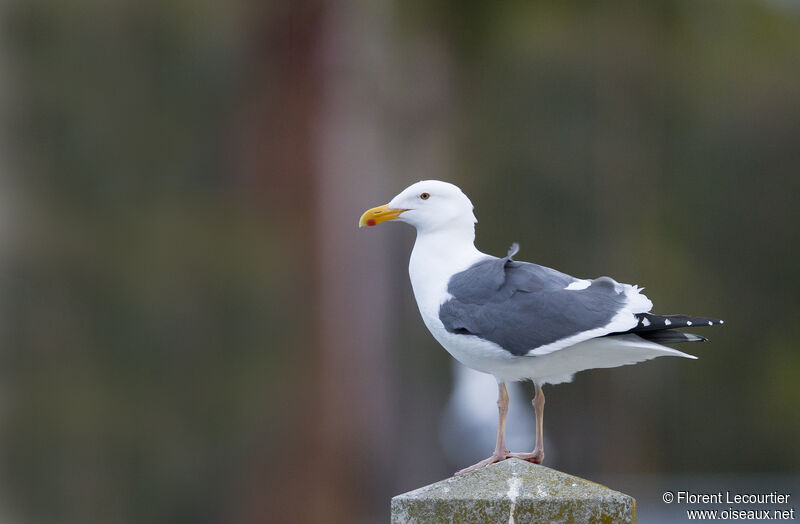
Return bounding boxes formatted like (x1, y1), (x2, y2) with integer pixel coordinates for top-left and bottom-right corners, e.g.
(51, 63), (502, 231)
(408, 222), (487, 322)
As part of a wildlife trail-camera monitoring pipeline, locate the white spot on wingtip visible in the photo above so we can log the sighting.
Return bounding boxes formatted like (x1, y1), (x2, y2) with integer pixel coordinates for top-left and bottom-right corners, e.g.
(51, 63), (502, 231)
(720, 320), (724, 324)
(642, 317), (650, 326)
(664, 319), (671, 326)
(686, 321), (692, 326)
(708, 321), (713, 326)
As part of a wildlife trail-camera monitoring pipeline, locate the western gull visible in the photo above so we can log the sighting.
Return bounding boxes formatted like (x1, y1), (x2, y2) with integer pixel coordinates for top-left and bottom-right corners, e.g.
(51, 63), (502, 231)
(359, 180), (722, 475)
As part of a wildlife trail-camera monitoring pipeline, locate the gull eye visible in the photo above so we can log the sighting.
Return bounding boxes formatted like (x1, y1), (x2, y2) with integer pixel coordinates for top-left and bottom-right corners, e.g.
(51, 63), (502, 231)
(420, 192), (430, 200)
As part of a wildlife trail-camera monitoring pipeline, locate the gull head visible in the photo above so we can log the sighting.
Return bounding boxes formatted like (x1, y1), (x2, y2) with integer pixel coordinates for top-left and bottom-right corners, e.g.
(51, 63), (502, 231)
(359, 180), (477, 233)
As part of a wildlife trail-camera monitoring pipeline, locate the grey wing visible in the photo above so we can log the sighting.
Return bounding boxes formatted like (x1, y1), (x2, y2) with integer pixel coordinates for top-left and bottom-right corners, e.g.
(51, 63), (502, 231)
(438, 244), (652, 356)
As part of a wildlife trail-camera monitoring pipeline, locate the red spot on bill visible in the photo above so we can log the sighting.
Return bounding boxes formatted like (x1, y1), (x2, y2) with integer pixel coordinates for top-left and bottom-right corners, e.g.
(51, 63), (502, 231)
(367, 219), (376, 226)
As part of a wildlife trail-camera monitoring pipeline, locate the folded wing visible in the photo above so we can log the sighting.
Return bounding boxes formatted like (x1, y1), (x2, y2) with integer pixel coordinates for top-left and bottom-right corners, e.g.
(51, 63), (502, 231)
(439, 243), (652, 356)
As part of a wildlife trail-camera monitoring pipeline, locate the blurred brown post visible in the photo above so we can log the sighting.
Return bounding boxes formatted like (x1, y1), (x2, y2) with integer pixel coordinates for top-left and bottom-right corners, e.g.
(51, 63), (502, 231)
(309, 1), (397, 521)
(231, 1), (395, 522)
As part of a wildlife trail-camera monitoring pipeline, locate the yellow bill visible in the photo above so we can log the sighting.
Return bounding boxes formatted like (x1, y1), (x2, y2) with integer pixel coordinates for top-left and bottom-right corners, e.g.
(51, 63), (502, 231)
(359, 204), (407, 228)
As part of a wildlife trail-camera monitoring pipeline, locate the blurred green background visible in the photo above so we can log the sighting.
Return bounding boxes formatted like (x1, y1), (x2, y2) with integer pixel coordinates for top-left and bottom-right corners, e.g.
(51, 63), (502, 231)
(1, 0), (798, 522)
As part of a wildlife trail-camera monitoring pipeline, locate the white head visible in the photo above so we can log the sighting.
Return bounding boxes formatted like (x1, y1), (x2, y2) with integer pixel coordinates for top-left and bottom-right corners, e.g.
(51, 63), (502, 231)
(359, 180), (477, 234)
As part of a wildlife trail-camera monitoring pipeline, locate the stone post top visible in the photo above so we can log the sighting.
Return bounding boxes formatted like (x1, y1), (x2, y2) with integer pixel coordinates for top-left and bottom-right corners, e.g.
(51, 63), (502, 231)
(391, 458), (636, 523)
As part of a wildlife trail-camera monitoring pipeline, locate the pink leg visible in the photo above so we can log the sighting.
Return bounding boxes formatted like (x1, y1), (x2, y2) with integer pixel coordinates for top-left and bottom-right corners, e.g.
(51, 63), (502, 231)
(455, 381), (511, 475)
(509, 382), (545, 464)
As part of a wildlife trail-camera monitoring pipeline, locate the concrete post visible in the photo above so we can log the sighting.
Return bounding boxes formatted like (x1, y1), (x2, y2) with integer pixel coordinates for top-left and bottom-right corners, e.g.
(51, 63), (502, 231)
(391, 458), (636, 523)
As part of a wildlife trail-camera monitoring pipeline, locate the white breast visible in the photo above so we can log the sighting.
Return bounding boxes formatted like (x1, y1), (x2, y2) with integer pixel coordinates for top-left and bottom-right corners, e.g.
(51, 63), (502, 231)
(407, 230), (516, 375)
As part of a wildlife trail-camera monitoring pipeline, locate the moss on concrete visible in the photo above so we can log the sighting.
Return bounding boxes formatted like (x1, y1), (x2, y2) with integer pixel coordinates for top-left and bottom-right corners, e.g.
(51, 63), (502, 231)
(391, 458), (635, 523)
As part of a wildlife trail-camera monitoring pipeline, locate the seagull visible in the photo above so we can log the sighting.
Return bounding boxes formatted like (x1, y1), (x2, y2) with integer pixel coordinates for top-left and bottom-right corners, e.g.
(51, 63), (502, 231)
(359, 180), (722, 475)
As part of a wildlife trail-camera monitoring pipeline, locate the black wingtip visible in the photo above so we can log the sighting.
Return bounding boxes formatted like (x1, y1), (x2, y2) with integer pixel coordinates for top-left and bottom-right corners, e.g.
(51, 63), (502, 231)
(630, 313), (724, 332)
